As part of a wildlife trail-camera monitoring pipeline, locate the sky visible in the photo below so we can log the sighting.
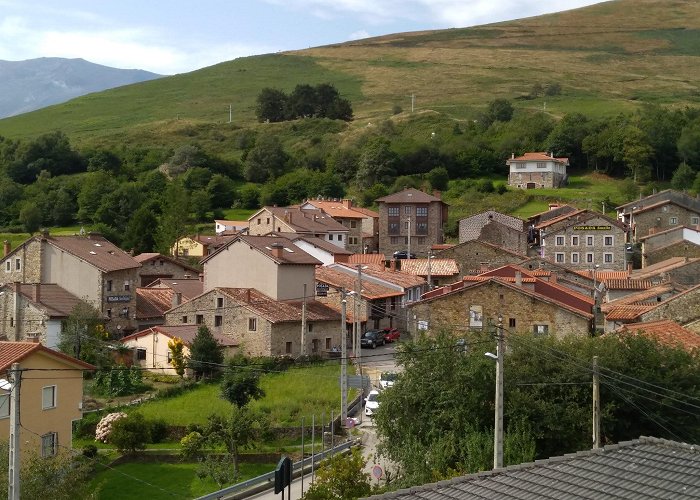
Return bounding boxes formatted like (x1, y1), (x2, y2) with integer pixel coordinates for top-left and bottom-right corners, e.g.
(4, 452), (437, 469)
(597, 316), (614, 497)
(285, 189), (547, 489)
(0, 0), (602, 75)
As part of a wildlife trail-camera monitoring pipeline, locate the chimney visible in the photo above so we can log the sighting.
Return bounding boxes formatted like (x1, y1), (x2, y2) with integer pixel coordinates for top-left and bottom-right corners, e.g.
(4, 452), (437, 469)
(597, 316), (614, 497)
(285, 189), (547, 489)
(549, 271), (557, 284)
(511, 153), (515, 159)
(627, 263), (632, 274)
(31, 336), (41, 343)
(433, 190), (441, 200)
(246, 289), (251, 302)
(515, 271), (522, 287)
(3, 240), (9, 258)
(479, 262), (490, 274)
(389, 259), (396, 271)
(171, 292), (182, 308)
(342, 199), (352, 209)
(32, 284), (40, 303)
(270, 243), (284, 258)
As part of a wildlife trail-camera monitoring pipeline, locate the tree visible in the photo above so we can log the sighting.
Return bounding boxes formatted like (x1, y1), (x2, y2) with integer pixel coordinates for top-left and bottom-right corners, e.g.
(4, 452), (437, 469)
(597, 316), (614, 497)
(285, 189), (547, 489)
(156, 181), (190, 255)
(671, 162), (696, 192)
(19, 204), (42, 234)
(243, 135), (289, 183)
(622, 125), (653, 182)
(109, 413), (150, 454)
(256, 88), (288, 122)
(168, 336), (186, 379)
(188, 326), (224, 379)
(677, 118), (700, 166)
(220, 356), (265, 408)
(122, 204), (159, 254)
(483, 98), (514, 126)
(168, 144), (207, 175)
(427, 167), (449, 191)
(59, 302), (110, 367)
(302, 448), (373, 500)
(355, 137), (398, 189)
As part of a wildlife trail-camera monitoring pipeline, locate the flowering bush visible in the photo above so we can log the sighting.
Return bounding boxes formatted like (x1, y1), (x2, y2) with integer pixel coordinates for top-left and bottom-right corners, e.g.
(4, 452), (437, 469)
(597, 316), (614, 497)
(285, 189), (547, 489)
(95, 412), (127, 443)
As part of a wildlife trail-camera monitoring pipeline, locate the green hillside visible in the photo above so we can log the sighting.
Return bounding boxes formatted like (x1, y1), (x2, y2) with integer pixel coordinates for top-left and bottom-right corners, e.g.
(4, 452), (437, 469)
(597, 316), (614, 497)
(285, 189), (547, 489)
(1, 0), (699, 149)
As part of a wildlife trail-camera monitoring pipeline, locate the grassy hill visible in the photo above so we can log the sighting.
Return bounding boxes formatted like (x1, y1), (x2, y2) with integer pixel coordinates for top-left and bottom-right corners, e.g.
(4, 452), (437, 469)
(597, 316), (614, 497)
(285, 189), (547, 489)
(0, 0), (699, 150)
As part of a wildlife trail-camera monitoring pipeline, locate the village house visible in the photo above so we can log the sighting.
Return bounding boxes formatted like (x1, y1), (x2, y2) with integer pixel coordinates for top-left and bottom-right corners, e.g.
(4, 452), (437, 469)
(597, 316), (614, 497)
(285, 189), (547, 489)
(507, 152), (568, 189)
(247, 206), (349, 248)
(0, 232), (141, 336)
(394, 258), (460, 289)
(0, 283), (85, 348)
(638, 226), (700, 266)
(164, 287), (341, 357)
(135, 278), (203, 330)
(376, 188), (448, 257)
(437, 239), (527, 277)
(458, 210), (528, 254)
(616, 189), (700, 243)
(614, 319), (700, 353)
(300, 199), (379, 253)
(133, 252), (201, 287)
(171, 234), (236, 259)
(0, 341), (94, 460)
(271, 232), (353, 266)
(121, 324), (237, 377)
(214, 219), (248, 235)
(629, 256), (700, 286)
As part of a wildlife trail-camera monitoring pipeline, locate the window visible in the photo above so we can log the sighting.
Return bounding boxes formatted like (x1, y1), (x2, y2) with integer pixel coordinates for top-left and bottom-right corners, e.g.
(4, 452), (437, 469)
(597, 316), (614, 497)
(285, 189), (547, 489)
(41, 432), (57, 458)
(571, 252), (580, 264)
(328, 234), (334, 241)
(388, 207), (399, 217)
(107, 280), (113, 292)
(214, 315), (223, 327)
(106, 309), (112, 319)
(404, 206), (412, 215)
(537, 162), (547, 168)
(196, 314), (203, 325)
(604, 236), (613, 246)
(586, 236), (594, 246)
(216, 297), (223, 308)
(350, 220), (357, 228)
(266, 218), (270, 224)
(42, 386), (56, 410)
(0, 394), (9, 418)
(325, 337), (332, 350)
(167, 350), (173, 363)
(691, 216), (699, 226)
(604, 253), (613, 263)
(248, 318), (257, 331)
(533, 324), (549, 336)
(349, 237), (358, 245)
(5, 261), (9, 272)
(586, 253), (594, 263)
(14, 258), (20, 271)
(285, 342), (292, 354)
(388, 223), (399, 235)
(308, 323), (313, 332)
(390, 237), (400, 244)
(181, 315), (187, 323)
(417, 237), (426, 245)
(416, 207), (428, 217)
(337, 234), (343, 241)
(136, 348), (147, 361)
(571, 236), (579, 246)
(670, 217), (678, 225)
(416, 222), (428, 235)
(555, 253), (565, 263)
(516, 163), (526, 169)
(404, 221), (410, 230)
(555, 236), (564, 246)
(509, 318), (516, 328)
(124, 280), (130, 291)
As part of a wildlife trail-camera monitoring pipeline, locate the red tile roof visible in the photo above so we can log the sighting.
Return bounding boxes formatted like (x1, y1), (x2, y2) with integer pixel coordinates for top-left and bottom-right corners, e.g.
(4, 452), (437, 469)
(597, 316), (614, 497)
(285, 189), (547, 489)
(348, 253), (386, 266)
(398, 259), (460, 277)
(509, 152), (569, 164)
(0, 341), (95, 372)
(122, 325), (237, 347)
(604, 305), (654, 321)
(605, 279), (653, 291)
(218, 288), (341, 324)
(6, 283), (84, 318)
(615, 320), (700, 352)
(136, 288), (175, 320)
(576, 270), (631, 281)
(600, 284), (675, 312)
(302, 199), (378, 219)
(315, 267), (404, 300)
(258, 206), (349, 233)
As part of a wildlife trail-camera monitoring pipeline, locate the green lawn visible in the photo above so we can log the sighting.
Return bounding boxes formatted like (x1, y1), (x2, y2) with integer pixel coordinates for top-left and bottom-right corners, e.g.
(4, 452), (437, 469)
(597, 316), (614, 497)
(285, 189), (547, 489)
(90, 460), (275, 500)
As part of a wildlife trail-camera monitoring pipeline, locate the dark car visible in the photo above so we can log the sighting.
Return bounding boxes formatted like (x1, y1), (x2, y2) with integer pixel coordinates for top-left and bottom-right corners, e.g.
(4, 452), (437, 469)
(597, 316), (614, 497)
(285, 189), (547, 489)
(360, 330), (386, 349)
(392, 250), (416, 259)
(382, 328), (401, 343)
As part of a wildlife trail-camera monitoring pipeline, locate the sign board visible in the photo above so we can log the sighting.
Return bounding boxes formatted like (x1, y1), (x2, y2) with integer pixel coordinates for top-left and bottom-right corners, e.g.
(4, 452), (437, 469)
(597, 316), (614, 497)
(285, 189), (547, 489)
(316, 283), (329, 297)
(372, 465), (384, 480)
(344, 375), (370, 388)
(573, 225), (611, 231)
(274, 456), (292, 494)
(106, 295), (132, 303)
(469, 305), (483, 328)
(418, 320), (429, 331)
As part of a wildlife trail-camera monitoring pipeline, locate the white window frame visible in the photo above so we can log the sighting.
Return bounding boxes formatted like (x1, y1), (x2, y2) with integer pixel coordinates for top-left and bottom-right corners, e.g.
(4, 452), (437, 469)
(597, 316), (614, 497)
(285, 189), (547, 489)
(0, 394), (9, 418)
(555, 252), (565, 263)
(124, 280), (130, 291)
(555, 236), (565, 246)
(14, 258), (20, 271)
(404, 205), (412, 215)
(41, 432), (57, 458)
(571, 235), (579, 246)
(604, 253), (614, 263)
(533, 324), (549, 336)
(571, 252), (580, 264)
(604, 236), (614, 246)
(670, 217), (678, 225)
(136, 348), (147, 361)
(586, 235), (594, 246)
(416, 206), (428, 217)
(691, 216), (699, 226)
(42, 385), (56, 410)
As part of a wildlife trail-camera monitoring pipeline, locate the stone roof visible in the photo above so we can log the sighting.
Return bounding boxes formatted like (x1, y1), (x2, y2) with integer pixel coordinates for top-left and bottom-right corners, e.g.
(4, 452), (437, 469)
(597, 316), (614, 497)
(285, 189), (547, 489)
(616, 320), (700, 352)
(0, 341), (95, 372)
(121, 325), (237, 347)
(218, 288), (341, 324)
(5, 283), (84, 318)
(315, 267), (404, 300)
(398, 259), (460, 277)
(630, 257), (700, 280)
(375, 188), (445, 204)
(41, 233), (140, 272)
(149, 278), (204, 299)
(363, 437), (700, 500)
(459, 210), (526, 237)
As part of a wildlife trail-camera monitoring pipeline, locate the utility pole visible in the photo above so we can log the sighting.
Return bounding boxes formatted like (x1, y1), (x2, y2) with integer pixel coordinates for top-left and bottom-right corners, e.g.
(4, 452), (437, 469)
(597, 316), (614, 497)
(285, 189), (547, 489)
(407, 217), (411, 257)
(8, 362), (21, 500)
(355, 266), (363, 375)
(301, 284), (307, 357)
(426, 251), (433, 292)
(592, 356), (601, 449)
(494, 317), (504, 469)
(340, 290), (348, 424)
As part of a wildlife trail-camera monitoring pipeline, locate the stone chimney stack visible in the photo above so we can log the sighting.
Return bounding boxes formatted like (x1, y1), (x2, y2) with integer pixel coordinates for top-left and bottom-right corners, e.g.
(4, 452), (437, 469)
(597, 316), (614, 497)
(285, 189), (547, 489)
(342, 199), (352, 209)
(270, 243), (284, 259)
(3, 240), (10, 258)
(32, 284), (41, 303)
(515, 271), (522, 287)
(549, 271), (557, 284)
(171, 292), (182, 308)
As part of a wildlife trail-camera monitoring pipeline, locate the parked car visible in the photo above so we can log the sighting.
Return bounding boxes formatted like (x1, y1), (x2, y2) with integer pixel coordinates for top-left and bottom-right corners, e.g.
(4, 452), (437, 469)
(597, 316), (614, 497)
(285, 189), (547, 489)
(379, 372), (397, 390)
(382, 327), (401, 343)
(360, 329), (386, 349)
(392, 250), (416, 259)
(365, 389), (380, 416)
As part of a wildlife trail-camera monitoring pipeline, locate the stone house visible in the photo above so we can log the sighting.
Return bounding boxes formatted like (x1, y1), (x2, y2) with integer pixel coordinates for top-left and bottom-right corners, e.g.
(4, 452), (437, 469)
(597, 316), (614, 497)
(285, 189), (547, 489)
(436, 239), (527, 276)
(630, 256), (700, 286)
(164, 287), (341, 357)
(394, 258), (460, 289)
(300, 199), (379, 253)
(201, 234), (321, 301)
(271, 233), (353, 266)
(616, 190), (700, 243)
(507, 152), (568, 189)
(133, 252), (201, 287)
(638, 226), (700, 267)
(534, 209), (627, 270)
(0, 283), (85, 348)
(0, 232), (141, 336)
(0, 341), (94, 460)
(458, 210), (526, 248)
(376, 188), (448, 257)
(247, 206), (349, 248)
(121, 324), (237, 377)
(135, 278), (203, 330)
(409, 271), (593, 338)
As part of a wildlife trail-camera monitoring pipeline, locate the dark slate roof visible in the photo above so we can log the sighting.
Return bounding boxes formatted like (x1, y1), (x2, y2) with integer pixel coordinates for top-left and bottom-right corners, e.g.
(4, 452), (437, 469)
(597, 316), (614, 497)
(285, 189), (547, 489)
(45, 233), (141, 272)
(5, 283), (84, 318)
(375, 188), (445, 204)
(364, 437), (700, 500)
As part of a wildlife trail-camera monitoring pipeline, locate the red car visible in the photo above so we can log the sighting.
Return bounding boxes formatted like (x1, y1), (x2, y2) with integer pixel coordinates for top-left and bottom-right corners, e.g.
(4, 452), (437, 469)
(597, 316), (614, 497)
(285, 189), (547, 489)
(382, 328), (401, 343)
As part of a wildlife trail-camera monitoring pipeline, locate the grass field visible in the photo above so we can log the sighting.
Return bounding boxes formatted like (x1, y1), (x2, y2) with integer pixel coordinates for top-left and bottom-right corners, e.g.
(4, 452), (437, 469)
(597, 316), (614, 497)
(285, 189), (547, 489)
(90, 460), (275, 500)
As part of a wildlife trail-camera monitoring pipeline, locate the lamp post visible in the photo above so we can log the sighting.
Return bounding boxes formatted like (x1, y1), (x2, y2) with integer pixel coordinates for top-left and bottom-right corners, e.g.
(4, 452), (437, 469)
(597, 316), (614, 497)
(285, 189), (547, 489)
(340, 290), (348, 423)
(493, 316), (504, 469)
(592, 264), (599, 333)
(426, 251), (433, 292)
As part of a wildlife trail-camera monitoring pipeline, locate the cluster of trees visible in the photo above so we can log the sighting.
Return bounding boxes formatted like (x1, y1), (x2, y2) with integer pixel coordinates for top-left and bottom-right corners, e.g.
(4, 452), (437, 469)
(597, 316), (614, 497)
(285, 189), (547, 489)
(374, 330), (700, 488)
(255, 83), (353, 122)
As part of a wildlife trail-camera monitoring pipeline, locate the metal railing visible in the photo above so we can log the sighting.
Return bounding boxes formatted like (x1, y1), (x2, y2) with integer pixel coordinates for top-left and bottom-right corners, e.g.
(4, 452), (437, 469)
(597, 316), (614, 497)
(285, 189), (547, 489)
(195, 439), (355, 500)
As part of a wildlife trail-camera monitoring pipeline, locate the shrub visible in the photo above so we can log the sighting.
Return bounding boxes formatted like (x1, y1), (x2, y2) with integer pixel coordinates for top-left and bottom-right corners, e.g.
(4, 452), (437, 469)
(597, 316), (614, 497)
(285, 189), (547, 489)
(74, 411), (103, 439)
(109, 413), (150, 454)
(95, 412), (127, 443)
(149, 418), (169, 444)
(82, 444), (98, 459)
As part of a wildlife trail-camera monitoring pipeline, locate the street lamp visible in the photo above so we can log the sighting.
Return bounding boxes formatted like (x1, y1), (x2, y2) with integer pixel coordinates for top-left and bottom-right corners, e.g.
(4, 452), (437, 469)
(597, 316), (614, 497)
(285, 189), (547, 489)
(592, 264), (600, 333)
(486, 315), (504, 469)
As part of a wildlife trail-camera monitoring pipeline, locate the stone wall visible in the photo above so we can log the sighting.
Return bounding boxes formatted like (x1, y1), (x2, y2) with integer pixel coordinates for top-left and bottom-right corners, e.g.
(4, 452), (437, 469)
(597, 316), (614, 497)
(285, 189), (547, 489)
(633, 204), (699, 241)
(138, 258), (199, 286)
(378, 201), (445, 257)
(437, 241), (523, 276)
(0, 288), (49, 342)
(0, 238), (41, 284)
(643, 242), (700, 267)
(541, 217), (626, 270)
(638, 287), (700, 325)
